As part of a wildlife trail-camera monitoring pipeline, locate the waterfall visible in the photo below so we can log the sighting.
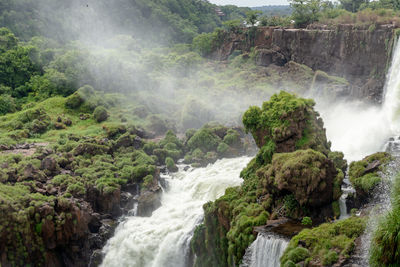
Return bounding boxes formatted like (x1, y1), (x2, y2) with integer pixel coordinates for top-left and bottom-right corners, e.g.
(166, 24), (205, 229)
(101, 157), (251, 267)
(355, 37), (400, 265)
(383, 37), (400, 132)
(312, 39), (400, 162)
(240, 233), (288, 267)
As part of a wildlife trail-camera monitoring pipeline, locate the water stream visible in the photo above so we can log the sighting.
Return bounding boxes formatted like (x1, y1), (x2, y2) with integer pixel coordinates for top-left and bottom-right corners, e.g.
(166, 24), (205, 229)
(101, 157), (251, 267)
(240, 233), (288, 267)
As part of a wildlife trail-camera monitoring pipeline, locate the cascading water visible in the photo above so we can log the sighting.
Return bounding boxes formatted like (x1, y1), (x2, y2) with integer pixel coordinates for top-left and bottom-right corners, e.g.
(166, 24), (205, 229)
(101, 156), (251, 267)
(240, 233), (288, 267)
(383, 37), (400, 132)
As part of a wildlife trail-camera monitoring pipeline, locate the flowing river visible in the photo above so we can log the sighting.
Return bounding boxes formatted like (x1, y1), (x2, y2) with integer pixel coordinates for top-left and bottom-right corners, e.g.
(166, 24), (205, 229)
(101, 157), (251, 267)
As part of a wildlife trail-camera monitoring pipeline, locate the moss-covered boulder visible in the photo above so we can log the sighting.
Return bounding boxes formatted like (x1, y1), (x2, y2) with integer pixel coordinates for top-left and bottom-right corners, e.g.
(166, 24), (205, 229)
(349, 152), (392, 200)
(93, 106), (109, 123)
(183, 124), (248, 167)
(281, 216), (366, 266)
(257, 149), (337, 208)
(242, 91), (330, 156)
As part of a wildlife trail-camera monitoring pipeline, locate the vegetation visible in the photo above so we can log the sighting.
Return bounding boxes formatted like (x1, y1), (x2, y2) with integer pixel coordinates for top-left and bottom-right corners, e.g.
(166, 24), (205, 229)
(0, 0), (250, 44)
(349, 152), (392, 196)
(370, 172), (400, 266)
(0, 0), (397, 265)
(281, 216), (367, 266)
(192, 92), (345, 266)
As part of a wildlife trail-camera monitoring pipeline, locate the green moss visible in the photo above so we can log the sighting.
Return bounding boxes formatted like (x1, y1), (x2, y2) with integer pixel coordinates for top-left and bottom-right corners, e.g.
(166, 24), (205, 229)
(223, 129), (240, 146)
(349, 152), (392, 195)
(65, 92), (83, 109)
(301, 217), (312, 226)
(332, 201), (340, 218)
(281, 216), (366, 266)
(323, 250), (339, 265)
(187, 127), (220, 153)
(217, 142), (229, 155)
(93, 106), (109, 123)
(142, 175), (154, 189)
(243, 91), (314, 146)
(282, 247), (310, 264)
(328, 151), (347, 172)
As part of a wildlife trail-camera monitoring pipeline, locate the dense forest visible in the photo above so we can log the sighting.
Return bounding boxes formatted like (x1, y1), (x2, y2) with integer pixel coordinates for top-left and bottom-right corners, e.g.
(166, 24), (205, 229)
(1, 0), (400, 266)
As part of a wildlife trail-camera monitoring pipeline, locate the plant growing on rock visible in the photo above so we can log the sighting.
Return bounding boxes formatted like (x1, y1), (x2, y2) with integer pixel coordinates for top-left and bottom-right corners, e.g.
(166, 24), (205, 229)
(281, 216), (366, 266)
(93, 106), (109, 123)
(349, 152), (392, 198)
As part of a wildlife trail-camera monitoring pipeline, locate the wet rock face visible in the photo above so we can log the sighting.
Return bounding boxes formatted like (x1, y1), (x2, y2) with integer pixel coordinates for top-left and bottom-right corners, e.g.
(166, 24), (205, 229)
(213, 25), (397, 102)
(137, 189), (162, 217)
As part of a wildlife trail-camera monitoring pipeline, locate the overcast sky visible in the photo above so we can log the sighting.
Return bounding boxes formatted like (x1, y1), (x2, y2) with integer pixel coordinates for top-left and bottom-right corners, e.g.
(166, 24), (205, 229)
(208, 0), (289, 7)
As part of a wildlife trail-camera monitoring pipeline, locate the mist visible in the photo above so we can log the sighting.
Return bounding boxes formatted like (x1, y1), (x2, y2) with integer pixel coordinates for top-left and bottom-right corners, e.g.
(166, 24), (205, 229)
(20, 0), (399, 162)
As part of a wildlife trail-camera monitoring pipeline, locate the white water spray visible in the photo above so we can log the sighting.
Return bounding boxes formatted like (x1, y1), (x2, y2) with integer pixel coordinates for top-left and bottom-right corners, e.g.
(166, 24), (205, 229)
(240, 233), (288, 267)
(383, 37), (400, 132)
(314, 38), (400, 162)
(101, 157), (251, 267)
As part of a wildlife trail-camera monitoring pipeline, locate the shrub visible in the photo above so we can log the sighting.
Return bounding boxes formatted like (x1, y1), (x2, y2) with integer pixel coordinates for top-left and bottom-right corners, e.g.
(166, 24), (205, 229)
(323, 250), (339, 265)
(65, 92), (83, 109)
(187, 128), (220, 152)
(301, 216), (312, 226)
(165, 157), (178, 172)
(0, 94), (16, 115)
(217, 142), (229, 155)
(93, 106), (108, 123)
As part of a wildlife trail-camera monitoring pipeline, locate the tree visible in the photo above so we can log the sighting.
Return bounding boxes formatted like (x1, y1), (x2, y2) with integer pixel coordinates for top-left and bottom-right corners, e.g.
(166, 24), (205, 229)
(339, 0), (369, 12)
(245, 10), (262, 26)
(290, 0), (322, 27)
(222, 19), (242, 33)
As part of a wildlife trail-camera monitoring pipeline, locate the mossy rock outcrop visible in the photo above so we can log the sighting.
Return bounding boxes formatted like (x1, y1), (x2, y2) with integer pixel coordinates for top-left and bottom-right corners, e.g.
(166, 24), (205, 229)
(257, 149), (337, 209)
(183, 124), (250, 167)
(242, 91), (330, 156)
(192, 92), (345, 267)
(281, 216), (366, 267)
(349, 152), (392, 200)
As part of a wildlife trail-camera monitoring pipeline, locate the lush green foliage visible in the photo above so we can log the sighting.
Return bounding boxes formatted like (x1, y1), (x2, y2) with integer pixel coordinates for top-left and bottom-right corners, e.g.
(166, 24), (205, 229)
(0, 0), (249, 44)
(290, 0), (323, 27)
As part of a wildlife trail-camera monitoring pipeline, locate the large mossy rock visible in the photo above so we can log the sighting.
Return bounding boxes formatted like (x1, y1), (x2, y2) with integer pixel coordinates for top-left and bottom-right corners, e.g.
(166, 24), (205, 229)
(191, 92), (345, 267)
(349, 152), (392, 200)
(257, 149), (337, 208)
(242, 91), (330, 155)
(281, 216), (366, 267)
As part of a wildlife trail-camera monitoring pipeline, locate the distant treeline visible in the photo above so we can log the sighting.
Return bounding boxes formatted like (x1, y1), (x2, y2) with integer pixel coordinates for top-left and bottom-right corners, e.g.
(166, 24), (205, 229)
(251, 5), (292, 16)
(0, 0), (250, 43)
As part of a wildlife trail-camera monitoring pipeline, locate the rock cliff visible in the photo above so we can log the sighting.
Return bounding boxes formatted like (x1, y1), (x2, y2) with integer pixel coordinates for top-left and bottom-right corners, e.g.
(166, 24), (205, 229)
(212, 25), (399, 102)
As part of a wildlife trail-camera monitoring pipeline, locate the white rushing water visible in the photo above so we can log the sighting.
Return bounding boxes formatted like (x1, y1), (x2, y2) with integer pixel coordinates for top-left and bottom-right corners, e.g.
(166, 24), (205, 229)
(240, 233), (288, 267)
(101, 156), (251, 267)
